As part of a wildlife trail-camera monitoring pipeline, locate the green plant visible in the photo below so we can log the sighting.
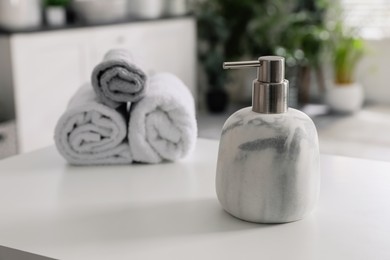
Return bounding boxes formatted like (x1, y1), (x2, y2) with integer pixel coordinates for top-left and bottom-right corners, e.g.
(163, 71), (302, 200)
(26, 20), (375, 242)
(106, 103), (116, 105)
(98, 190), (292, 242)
(195, 0), (229, 90)
(247, 0), (331, 103)
(44, 0), (70, 7)
(194, 0), (332, 102)
(332, 25), (365, 84)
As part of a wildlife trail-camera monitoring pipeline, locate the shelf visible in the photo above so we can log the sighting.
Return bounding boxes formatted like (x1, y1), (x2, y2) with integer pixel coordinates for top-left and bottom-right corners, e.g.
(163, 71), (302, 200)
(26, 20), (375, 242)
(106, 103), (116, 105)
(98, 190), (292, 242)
(0, 13), (193, 35)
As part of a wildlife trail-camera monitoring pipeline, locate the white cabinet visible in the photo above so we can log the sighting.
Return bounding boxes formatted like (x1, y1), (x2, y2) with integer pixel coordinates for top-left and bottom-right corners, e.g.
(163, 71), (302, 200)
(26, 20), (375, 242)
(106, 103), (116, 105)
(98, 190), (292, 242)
(89, 19), (196, 85)
(10, 30), (91, 153)
(0, 17), (196, 153)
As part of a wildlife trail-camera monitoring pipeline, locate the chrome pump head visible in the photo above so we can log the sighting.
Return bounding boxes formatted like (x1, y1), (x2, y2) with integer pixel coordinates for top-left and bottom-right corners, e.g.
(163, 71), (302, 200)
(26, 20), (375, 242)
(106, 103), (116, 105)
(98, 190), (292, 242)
(223, 56), (289, 114)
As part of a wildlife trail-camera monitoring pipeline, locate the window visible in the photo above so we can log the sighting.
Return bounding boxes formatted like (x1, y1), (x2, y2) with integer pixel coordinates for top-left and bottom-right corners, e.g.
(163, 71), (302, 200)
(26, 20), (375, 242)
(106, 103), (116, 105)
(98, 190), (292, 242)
(342, 0), (390, 39)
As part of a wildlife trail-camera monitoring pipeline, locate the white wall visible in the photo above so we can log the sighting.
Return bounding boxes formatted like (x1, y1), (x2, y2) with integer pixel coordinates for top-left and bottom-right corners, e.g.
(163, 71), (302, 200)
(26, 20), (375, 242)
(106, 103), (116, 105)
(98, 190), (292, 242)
(357, 39), (390, 105)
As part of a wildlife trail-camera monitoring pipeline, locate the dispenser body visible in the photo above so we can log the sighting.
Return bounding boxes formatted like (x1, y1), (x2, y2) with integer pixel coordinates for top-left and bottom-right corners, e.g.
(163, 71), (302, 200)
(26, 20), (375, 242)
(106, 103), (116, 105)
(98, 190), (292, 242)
(216, 107), (320, 223)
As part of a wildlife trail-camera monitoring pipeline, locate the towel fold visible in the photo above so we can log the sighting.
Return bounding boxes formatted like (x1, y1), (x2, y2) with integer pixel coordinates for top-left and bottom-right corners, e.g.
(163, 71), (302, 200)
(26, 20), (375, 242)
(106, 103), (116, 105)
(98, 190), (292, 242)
(54, 84), (132, 165)
(91, 49), (147, 108)
(128, 73), (197, 163)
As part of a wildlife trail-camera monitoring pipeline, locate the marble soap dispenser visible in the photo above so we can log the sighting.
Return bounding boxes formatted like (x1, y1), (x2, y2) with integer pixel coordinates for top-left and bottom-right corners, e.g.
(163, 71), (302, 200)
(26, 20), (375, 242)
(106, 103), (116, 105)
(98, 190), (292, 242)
(216, 56), (320, 223)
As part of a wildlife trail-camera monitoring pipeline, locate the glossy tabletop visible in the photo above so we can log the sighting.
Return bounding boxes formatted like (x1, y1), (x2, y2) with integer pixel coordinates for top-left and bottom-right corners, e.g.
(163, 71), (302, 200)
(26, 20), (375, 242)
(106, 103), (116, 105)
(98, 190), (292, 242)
(0, 139), (389, 260)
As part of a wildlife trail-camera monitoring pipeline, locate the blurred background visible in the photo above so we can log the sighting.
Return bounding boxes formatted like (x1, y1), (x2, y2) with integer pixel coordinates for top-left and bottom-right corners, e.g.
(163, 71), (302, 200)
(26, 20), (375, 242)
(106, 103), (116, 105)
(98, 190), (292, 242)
(0, 0), (389, 161)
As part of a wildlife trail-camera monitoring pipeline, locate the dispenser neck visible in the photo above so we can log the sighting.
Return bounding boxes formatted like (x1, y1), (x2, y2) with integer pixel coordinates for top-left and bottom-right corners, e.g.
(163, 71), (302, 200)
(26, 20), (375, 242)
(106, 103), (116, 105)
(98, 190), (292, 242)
(252, 79), (289, 114)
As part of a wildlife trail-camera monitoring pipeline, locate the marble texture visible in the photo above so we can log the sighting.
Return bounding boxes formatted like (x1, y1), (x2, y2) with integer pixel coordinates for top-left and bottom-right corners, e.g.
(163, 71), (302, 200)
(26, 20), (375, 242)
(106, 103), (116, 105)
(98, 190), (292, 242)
(216, 107), (320, 223)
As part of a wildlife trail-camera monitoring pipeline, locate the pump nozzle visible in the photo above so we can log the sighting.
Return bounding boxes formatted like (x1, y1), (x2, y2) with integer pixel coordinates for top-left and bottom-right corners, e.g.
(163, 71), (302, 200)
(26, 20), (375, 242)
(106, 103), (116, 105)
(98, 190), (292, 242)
(223, 56), (285, 83)
(223, 60), (260, 69)
(222, 56), (288, 114)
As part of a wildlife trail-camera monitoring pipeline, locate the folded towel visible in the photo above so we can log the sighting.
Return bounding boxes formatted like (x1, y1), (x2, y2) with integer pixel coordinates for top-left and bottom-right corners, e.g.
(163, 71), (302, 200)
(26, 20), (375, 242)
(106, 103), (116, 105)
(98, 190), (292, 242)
(128, 73), (197, 163)
(91, 49), (147, 108)
(54, 84), (132, 165)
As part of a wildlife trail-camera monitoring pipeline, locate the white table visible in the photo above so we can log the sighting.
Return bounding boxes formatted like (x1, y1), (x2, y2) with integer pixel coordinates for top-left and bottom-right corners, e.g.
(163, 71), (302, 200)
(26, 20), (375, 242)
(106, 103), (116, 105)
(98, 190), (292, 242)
(0, 139), (389, 260)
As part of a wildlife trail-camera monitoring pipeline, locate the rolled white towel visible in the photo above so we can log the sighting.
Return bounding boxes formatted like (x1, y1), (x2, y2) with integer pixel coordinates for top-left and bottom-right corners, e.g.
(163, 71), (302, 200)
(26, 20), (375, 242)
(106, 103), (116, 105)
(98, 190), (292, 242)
(91, 49), (147, 108)
(54, 84), (132, 165)
(128, 73), (197, 163)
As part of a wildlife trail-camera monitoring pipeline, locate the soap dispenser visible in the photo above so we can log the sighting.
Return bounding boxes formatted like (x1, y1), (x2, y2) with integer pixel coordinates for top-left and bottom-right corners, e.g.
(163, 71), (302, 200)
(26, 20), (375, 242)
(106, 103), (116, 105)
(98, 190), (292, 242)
(216, 56), (320, 223)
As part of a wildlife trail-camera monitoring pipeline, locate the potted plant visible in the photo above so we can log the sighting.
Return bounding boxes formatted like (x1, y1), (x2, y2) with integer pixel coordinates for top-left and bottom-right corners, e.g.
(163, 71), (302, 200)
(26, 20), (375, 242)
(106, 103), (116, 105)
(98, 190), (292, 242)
(44, 0), (70, 27)
(326, 24), (365, 113)
(247, 0), (331, 104)
(195, 0), (332, 109)
(196, 1), (230, 113)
